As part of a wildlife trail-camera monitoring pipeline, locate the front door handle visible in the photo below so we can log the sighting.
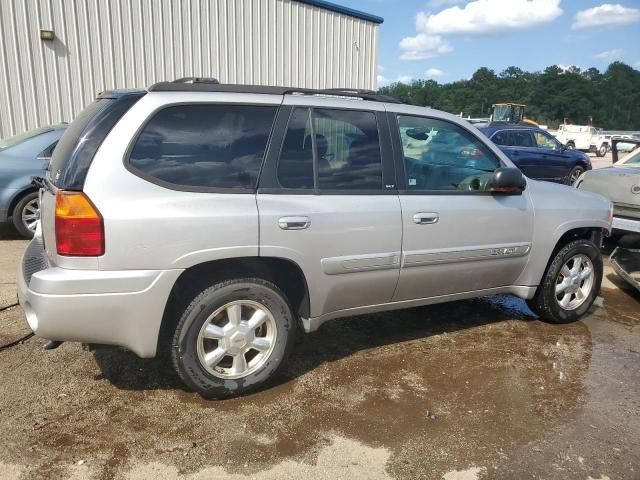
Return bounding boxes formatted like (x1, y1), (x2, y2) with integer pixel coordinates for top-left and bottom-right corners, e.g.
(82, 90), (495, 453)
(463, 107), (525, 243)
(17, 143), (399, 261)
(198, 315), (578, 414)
(413, 212), (439, 225)
(279, 216), (310, 230)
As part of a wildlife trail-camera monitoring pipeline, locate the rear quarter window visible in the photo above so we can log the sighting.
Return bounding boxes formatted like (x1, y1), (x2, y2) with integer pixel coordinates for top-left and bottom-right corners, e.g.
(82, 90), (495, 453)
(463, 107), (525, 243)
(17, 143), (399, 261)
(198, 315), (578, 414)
(128, 104), (278, 190)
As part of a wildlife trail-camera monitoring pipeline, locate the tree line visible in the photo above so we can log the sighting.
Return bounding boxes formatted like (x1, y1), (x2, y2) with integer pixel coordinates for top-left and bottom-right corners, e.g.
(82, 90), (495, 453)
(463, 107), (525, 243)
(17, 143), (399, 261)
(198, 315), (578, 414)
(378, 62), (640, 131)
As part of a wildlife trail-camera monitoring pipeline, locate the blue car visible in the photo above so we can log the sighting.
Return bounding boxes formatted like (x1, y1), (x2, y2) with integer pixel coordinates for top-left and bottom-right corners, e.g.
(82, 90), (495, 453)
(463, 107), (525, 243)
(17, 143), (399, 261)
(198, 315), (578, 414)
(0, 124), (66, 237)
(479, 124), (591, 185)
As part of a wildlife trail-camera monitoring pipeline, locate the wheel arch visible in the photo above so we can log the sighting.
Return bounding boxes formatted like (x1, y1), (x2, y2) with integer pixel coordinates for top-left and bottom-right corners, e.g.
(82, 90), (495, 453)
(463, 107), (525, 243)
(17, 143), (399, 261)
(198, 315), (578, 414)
(7, 186), (38, 220)
(157, 256), (310, 355)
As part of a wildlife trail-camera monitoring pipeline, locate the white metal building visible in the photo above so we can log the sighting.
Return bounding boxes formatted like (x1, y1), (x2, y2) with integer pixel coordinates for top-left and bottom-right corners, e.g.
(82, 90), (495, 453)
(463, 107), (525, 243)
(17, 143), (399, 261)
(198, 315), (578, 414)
(0, 0), (383, 138)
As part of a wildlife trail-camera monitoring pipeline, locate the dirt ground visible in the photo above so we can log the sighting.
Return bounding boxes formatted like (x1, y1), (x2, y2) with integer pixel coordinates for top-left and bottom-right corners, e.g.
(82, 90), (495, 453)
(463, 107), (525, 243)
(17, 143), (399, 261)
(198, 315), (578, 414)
(1, 189), (639, 479)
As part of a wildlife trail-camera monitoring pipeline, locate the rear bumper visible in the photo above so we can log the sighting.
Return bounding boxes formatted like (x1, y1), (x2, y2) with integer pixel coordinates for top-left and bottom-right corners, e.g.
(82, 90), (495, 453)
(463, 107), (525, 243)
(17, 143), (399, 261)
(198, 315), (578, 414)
(17, 235), (183, 357)
(612, 216), (640, 233)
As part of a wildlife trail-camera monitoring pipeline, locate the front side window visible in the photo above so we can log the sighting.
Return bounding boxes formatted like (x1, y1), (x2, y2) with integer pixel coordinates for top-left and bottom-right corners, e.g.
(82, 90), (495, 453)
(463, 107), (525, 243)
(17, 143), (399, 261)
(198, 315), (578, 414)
(534, 131), (561, 150)
(276, 108), (383, 191)
(398, 115), (500, 192)
(129, 104), (277, 189)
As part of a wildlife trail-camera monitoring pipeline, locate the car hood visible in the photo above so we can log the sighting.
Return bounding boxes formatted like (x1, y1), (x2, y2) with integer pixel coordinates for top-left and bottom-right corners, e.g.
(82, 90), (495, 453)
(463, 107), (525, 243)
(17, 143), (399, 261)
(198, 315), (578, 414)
(578, 166), (640, 206)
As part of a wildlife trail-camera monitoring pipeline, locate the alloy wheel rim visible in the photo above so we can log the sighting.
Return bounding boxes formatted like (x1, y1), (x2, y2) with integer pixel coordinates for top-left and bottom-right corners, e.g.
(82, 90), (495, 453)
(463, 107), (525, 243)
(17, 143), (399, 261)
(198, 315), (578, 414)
(555, 254), (594, 310)
(196, 300), (277, 379)
(570, 168), (583, 185)
(21, 198), (40, 232)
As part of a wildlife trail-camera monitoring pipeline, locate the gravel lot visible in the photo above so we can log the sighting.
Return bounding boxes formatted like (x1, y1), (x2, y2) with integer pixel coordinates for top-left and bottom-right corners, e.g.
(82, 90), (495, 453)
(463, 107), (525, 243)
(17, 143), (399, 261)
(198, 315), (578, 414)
(0, 161), (639, 479)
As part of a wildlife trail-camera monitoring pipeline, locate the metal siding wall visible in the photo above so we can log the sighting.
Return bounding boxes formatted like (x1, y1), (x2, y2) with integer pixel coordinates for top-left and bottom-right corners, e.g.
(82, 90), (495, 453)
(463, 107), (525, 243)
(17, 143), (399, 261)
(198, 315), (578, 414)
(0, 0), (378, 138)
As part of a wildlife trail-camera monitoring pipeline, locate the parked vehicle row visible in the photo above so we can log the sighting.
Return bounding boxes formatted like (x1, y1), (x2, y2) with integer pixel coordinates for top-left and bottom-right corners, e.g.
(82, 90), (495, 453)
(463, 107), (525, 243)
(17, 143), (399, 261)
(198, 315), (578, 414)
(17, 81), (611, 398)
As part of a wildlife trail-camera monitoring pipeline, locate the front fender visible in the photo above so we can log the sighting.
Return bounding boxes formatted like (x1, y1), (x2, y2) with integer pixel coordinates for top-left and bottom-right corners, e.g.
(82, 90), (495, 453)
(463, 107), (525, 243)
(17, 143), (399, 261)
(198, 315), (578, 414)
(515, 180), (611, 287)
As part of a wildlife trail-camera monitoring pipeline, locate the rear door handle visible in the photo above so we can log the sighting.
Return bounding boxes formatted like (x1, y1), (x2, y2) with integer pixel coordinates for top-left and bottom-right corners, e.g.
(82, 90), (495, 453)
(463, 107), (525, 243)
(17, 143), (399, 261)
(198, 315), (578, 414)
(279, 216), (310, 230)
(413, 212), (439, 225)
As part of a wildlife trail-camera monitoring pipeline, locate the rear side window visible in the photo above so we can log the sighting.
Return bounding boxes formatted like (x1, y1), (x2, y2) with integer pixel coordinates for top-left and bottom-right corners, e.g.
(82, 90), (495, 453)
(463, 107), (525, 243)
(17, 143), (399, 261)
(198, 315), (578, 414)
(276, 108), (383, 191)
(492, 131), (512, 146)
(512, 131), (535, 148)
(129, 104), (277, 189)
(314, 109), (382, 190)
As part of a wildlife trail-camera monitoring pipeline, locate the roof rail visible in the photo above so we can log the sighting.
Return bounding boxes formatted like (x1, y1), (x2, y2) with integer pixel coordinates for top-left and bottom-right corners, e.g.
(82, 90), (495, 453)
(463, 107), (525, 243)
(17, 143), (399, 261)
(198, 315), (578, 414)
(147, 81), (401, 103)
(172, 77), (220, 84)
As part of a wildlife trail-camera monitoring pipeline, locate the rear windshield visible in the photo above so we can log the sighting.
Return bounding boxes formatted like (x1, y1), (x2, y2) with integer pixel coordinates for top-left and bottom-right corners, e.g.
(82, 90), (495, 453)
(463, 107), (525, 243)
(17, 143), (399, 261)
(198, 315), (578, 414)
(49, 92), (144, 189)
(0, 126), (54, 152)
(48, 100), (107, 183)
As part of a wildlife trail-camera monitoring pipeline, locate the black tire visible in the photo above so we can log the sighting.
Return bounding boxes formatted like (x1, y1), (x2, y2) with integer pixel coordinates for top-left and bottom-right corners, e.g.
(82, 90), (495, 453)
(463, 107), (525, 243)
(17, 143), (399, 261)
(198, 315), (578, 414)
(596, 144), (607, 157)
(566, 141), (575, 150)
(171, 278), (297, 398)
(527, 239), (602, 324)
(12, 191), (39, 239)
(566, 165), (584, 186)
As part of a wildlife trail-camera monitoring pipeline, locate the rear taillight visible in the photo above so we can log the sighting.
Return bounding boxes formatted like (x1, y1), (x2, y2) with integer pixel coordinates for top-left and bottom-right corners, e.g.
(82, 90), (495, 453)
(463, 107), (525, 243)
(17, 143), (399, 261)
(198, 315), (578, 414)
(55, 191), (104, 256)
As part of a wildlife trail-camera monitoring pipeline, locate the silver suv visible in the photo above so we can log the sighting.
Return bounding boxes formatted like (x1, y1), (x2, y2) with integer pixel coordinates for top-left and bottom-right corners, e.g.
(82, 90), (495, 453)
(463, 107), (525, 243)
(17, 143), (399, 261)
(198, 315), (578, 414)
(18, 81), (612, 398)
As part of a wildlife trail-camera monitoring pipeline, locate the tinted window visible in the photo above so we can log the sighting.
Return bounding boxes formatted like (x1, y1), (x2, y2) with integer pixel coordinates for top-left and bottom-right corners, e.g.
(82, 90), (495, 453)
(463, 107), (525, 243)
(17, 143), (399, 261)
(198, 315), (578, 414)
(313, 109), (382, 190)
(277, 108), (314, 188)
(512, 131), (535, 148)
(129, 104), (277, 189)
(492, 131), (512, 146)
(276, 108), (383, 191)
(398, 115), (500, 191)
(49, 100), (107, 182)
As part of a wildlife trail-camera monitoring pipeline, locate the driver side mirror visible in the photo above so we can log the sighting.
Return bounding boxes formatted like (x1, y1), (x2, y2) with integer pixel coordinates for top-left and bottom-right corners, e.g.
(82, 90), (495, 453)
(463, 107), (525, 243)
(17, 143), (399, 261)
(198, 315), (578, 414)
(491, 167), (526, 194)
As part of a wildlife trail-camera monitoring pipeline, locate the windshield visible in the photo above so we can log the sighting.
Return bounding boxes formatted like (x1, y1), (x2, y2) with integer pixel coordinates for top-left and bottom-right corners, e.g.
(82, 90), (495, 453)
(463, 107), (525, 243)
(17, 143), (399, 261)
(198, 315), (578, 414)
(620, 148), (640, 166)
(0, 126), (53, 152)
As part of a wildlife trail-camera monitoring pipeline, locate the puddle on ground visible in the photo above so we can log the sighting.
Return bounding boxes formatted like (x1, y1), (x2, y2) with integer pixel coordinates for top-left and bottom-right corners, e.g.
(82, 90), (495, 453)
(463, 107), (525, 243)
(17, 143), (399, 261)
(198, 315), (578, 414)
(1, 296), (594, 479)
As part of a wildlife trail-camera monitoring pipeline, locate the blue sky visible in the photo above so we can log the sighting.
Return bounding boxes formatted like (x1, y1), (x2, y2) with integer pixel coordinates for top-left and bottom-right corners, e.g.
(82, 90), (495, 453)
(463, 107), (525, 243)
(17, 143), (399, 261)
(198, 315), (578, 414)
(339, 0), (640, 86)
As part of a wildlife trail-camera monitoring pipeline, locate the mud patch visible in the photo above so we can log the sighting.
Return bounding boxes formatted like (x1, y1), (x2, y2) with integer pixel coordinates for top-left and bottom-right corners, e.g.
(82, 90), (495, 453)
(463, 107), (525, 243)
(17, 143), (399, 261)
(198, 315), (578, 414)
(0, 295), (596, 479)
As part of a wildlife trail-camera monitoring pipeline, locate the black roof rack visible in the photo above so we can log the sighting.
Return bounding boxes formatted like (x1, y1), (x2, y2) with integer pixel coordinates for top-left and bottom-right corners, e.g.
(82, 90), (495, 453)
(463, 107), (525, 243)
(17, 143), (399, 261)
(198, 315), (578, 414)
(148, 81), (402, 104)
(172, 77), (220, 84)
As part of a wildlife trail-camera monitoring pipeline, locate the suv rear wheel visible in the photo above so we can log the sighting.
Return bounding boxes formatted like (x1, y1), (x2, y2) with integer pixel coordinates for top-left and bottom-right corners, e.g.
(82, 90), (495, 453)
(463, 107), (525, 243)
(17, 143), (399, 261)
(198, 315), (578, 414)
(527, 239), (602, 323)
(171, 278), (297, 398)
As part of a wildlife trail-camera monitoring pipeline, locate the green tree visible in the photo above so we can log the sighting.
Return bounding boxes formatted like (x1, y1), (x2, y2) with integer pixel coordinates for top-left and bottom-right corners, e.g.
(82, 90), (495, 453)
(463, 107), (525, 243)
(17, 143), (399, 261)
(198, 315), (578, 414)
(378, 62), (640, 130)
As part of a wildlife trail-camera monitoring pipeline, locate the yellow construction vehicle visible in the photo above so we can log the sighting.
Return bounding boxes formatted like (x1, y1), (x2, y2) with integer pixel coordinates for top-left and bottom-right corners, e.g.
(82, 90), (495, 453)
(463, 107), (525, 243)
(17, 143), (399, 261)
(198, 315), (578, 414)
(491, 103), (538, 126)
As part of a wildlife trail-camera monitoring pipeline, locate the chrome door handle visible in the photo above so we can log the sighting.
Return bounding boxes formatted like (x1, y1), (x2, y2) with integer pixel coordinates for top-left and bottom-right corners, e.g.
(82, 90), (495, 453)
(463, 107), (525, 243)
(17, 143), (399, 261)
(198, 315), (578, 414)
(279, 216), (310, 230)
(413, 212), (439, 225)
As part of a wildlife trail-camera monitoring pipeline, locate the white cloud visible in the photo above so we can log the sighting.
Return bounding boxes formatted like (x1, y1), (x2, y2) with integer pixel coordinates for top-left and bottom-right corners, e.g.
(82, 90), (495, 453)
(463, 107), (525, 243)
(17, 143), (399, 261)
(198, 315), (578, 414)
(593, 49), (624, 62)
(425, 68), (444, 78)
(572, 3), (640, 30)
(635, 60), (640, 68)
(416, 0), (563, 36)
(377, 74), (413, 87)
(399, 33), (452, 60)
(556, 64), (580, 72)
(400, 0), (561, 60)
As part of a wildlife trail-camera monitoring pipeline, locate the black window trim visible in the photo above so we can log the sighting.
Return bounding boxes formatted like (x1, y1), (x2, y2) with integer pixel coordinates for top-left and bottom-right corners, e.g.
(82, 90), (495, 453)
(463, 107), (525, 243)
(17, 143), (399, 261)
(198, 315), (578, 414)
(124, 101), (281, 194)
(258, 105), (397, 195)
(389, 112), (506, 196)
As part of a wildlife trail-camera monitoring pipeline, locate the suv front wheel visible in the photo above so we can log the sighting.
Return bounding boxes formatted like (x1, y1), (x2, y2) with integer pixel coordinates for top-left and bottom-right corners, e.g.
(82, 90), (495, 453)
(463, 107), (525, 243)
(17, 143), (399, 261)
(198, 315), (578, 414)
(527, 239), (602, 323)
(171, 278), (297, 398)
